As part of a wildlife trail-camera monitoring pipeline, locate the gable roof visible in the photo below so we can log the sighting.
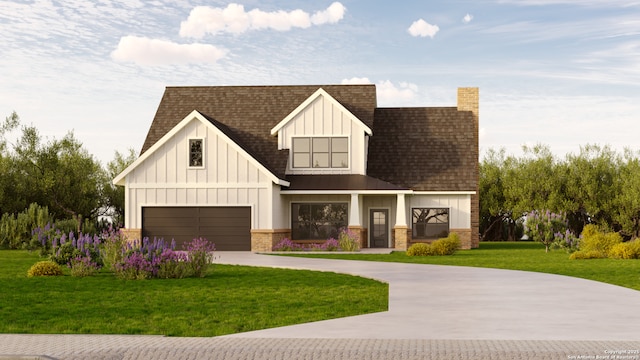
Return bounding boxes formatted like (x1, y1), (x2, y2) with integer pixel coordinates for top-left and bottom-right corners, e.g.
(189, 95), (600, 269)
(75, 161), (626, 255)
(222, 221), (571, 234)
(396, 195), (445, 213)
(270, 88), (372, 136)
(113, 110), (289, 186)
(367, 107), (478, 192)
(140, 85), (377, 179)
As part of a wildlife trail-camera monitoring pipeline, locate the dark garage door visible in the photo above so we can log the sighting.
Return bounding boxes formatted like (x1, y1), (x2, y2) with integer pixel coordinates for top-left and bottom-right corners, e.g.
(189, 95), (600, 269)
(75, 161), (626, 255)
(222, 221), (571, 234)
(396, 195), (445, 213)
(142, 207), (251, 251)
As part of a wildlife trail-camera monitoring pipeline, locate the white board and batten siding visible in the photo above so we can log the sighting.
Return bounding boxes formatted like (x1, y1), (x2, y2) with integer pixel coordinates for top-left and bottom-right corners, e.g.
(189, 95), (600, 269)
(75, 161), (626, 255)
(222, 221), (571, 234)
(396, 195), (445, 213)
(275, 94), (369, 175)
(123, 118), (273, 230)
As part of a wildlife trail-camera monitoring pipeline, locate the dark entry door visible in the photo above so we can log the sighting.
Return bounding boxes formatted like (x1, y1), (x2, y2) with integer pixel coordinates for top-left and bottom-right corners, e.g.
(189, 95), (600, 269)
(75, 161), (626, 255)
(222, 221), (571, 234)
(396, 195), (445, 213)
(370, 209), (389, 248)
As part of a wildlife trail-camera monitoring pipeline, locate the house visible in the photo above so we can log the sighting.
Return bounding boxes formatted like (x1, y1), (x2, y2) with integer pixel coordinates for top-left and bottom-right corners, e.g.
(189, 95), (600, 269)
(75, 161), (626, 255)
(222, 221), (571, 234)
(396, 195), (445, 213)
(113, 85), (479, 251)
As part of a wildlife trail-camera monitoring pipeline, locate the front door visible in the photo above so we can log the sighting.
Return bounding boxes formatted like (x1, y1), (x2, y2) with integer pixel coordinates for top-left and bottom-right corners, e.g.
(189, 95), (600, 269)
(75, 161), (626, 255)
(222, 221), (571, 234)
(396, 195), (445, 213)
(370, 209), (389, 248)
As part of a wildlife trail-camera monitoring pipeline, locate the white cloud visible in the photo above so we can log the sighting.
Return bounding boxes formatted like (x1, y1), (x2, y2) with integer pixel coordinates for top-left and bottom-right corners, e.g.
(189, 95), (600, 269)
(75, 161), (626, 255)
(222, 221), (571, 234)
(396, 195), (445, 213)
(342, 78), (418, 104)
(179, 2), (346, 38)
(111, 36), (228, 66)
(311, 2), (347, 25)
(377, 80), (418, 103)
(463, 13), (474, 23)
(341, 77), (372, 84)
(408, 19), (440, 38)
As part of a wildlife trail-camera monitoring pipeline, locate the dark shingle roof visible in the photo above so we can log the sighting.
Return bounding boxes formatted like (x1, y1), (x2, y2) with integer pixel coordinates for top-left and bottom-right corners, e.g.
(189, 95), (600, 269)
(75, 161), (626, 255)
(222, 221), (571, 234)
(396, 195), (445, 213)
(284, 175), (409, 191)
(141, 85), (377, 179)
(367, 107), (477, 192)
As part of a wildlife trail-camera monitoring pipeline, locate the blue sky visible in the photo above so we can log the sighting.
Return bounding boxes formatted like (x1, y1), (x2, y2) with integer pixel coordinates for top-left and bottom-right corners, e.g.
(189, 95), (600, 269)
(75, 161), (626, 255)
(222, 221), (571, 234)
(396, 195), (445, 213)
(1, 0), (639, 164)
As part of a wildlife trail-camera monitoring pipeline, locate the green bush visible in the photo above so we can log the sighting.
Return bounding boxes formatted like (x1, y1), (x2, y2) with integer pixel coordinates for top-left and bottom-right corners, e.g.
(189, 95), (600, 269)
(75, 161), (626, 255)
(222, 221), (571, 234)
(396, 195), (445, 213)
(431, 233), (461, 255)
(27, 261), (63, 277)
(0, 203), (52, 249)
(577, 224), (622, 258)
(609, 241), (640, 259)
(407, 233), (460, 256)
(406, 243), (432, 256)
(569, 250), (606, 260)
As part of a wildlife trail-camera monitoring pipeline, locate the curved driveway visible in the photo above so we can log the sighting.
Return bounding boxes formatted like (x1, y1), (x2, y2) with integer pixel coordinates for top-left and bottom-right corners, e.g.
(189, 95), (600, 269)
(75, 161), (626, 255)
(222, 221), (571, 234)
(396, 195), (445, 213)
(216, 252), (640, 341)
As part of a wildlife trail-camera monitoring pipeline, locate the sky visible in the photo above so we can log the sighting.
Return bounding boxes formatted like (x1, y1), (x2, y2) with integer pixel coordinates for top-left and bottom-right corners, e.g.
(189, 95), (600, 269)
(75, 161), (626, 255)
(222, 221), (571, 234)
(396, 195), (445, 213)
(1, 0), (640, 165)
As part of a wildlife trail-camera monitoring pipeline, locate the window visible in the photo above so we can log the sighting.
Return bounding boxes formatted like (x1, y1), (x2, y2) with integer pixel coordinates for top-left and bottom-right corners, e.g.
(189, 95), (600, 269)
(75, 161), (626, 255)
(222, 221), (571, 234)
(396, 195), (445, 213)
(412, 208), (449, 239)
(189, 138), (204, 167)
(292, 137), (348, 168)
(291, 203), (348, 240)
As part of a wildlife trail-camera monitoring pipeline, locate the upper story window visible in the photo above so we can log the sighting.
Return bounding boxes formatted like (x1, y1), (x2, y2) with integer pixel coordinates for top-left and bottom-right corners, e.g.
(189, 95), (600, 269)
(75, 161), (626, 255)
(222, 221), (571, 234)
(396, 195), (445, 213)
(292, 137), (348, 169)
(189, 138), (204, 168)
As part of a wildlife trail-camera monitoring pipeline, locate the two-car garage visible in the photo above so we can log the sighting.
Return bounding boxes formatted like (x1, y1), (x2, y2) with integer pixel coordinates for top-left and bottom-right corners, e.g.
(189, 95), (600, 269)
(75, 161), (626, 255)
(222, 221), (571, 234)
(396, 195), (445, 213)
(142, 207), (252, 251)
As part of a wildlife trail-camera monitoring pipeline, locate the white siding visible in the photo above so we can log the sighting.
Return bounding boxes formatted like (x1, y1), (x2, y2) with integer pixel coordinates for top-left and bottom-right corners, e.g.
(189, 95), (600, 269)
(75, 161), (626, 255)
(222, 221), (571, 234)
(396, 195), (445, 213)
(363, 196), (396, 229)
(124, 118), (273, 230)
(277, 95), (368, 175)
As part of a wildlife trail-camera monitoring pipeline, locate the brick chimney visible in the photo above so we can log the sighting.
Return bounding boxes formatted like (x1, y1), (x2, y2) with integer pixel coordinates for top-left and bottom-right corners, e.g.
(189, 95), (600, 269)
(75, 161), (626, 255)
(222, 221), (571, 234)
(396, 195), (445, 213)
(457, 87), (480, 248)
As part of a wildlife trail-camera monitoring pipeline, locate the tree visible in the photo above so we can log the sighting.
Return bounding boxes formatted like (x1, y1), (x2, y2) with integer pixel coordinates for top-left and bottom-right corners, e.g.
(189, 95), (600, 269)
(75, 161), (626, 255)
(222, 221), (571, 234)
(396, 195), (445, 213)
(479, 148), (519, 241)
(563, 144), (619, 233)
(524, 210), (572, 253)
(0, 113), (104, 221)
(614, 149), (640, 239)
(102, 148), (137, 226)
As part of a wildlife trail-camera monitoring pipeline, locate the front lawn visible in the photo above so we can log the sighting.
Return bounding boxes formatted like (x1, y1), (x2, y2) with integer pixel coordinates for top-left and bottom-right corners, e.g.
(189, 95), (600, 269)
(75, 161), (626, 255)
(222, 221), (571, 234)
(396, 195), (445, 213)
(0, 251), (388, 336)
(285, 242), (640, 291)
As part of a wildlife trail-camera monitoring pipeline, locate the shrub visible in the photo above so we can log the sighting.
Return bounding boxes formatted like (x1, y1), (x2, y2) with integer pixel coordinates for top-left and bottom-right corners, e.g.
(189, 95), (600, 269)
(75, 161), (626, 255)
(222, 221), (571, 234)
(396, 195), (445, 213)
(27, 261), (63, 277)
(323, 238), (340, 251)
(100, 227), (126, 271)
(185, 237), (216, 278)
(569, 250), (606, 260)
(156, 248), (190, 279)
(114, 251), (154, 280)
(69, 256), (100, 277)
(113, 237), (216, 279)
(577, 224), (622, 257)
(338, 228), (360, 252)
(406, 243), (432, 256)
(273, 238), (302, 251)
(407, 233), (460, 256)
(1, 203), (52, 250)
(609, 241), (640, 260)
(431, 233), (461, 255)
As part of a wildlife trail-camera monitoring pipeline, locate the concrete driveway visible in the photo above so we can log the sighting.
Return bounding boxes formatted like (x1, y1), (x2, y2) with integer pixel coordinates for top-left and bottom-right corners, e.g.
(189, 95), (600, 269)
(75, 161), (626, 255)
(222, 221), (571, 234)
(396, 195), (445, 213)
(215, 252), (640, 341)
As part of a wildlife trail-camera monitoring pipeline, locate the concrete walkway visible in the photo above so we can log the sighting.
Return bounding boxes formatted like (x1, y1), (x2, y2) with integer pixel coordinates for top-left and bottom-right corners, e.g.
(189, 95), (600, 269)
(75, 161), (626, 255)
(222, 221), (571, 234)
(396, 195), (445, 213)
(2, 252), (640, 359)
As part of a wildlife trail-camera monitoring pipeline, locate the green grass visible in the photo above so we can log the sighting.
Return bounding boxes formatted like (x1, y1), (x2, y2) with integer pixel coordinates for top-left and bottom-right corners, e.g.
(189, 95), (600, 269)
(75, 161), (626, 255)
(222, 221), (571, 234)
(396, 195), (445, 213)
(0, 251), (387, 336)
(283, 242), (640, 291)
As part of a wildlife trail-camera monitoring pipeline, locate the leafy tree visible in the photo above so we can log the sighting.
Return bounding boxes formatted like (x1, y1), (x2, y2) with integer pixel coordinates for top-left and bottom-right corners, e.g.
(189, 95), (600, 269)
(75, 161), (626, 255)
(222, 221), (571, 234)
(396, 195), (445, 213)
(103, 148), (137, 226)
(563, 144), (619, 233)
(0, 113), (103, 221)
(614, 149), (640, 239)
(479, 149), (520, 240)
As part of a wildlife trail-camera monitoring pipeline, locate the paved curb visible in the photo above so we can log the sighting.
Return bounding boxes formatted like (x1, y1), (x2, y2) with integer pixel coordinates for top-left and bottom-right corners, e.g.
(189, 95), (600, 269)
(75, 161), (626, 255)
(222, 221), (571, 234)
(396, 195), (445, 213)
(2, 336), (640, 360)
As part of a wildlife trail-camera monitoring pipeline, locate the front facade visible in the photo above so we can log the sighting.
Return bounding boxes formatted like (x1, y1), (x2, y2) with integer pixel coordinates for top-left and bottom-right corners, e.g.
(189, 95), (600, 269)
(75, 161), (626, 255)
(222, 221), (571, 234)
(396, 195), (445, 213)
(114, 85), (479, 251)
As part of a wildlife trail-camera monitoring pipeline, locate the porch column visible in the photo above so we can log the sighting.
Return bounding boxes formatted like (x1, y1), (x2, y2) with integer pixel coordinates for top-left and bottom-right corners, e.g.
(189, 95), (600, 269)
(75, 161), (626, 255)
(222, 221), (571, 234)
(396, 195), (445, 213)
(348, 193), (365, 248)
(394, 193), (409, 250)
(349, 193), (361, 226)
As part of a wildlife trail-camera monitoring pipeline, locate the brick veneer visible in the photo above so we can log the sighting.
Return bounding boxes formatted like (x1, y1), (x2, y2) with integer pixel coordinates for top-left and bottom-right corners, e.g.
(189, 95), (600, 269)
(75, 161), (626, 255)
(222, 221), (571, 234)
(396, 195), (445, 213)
(457, 87), (480, 249)
(393, 226), (409, 250)
(348, 226), (368, 249)
(251, 229), (291, 252)
(120, 228), (141, 242)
